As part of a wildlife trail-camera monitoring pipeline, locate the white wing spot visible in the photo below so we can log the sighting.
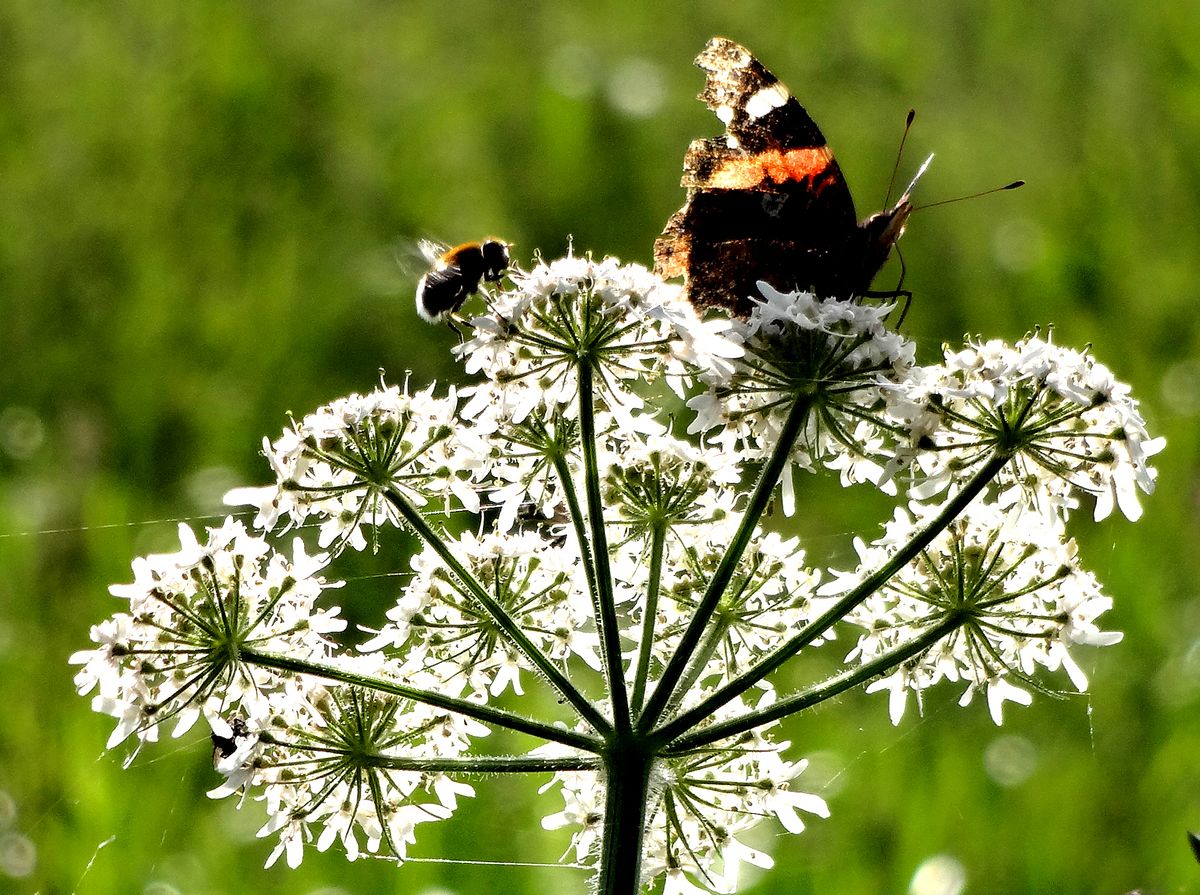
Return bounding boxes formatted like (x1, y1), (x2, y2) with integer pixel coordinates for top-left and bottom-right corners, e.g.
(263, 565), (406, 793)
(744, 82), (790, 120)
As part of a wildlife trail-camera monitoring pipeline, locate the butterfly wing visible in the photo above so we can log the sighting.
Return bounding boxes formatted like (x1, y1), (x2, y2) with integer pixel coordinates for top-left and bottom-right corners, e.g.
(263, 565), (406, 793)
(655, 37), (862, 314)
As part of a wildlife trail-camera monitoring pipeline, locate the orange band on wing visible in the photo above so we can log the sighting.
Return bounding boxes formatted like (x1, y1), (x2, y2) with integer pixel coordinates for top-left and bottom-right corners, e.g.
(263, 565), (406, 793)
(706, 146), (834, 189)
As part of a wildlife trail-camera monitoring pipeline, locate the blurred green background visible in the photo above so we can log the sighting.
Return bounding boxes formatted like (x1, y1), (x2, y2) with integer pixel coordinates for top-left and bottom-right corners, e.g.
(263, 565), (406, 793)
(2, 1), (1198, 893)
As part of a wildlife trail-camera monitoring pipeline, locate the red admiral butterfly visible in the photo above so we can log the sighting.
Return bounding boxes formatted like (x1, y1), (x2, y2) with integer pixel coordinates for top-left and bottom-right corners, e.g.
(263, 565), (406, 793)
(654, 37), (927, 316)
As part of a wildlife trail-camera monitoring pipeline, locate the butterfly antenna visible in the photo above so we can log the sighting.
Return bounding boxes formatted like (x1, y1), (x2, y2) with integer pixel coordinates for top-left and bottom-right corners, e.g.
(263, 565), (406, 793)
(883, 109), (917, 208)
(914, 179), (1025, 211)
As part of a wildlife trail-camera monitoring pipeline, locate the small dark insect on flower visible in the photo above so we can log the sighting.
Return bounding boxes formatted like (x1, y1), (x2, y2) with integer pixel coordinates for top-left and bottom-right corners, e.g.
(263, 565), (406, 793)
(211, 717), (250, 768)
(517, 500), (571, 546)
(415, 238), (510, 323)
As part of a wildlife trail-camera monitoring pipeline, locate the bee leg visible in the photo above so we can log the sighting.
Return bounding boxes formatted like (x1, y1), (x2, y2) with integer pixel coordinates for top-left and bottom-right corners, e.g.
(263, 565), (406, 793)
(445, 313), (469, 344)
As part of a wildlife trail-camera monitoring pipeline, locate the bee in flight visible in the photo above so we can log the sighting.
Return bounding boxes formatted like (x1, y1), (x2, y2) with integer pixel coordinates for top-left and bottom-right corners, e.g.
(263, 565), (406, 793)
(415, 238), (510, 324)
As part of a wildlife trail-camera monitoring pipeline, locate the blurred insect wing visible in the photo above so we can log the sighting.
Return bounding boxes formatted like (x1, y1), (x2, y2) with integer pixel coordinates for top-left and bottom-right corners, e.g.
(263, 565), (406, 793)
(417, 238), (448, 266)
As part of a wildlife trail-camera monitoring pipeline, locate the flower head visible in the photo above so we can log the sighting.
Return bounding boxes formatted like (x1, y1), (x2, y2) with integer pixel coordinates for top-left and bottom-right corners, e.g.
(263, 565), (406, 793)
(458, 252), (741, 430)
(211, 682), (477, 865)
(542, 703), (828, 893)
(226, 380), (486, 553)
(77, 249), (1159, 894)
(833, 501), (1120, 725)
(360, 529), (599, 697)
(889, 333), (1163, 520)
(70, 519), (342, 748)
(686, 283), (917, 513)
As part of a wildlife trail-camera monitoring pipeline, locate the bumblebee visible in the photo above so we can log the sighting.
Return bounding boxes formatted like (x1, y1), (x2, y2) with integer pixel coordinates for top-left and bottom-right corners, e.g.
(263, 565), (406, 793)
(415, 238), (510, 323)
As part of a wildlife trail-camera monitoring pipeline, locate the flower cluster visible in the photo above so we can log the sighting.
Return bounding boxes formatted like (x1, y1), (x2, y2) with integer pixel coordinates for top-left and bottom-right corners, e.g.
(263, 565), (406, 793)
(686, 283), (917, 513)
(458, 253), (729, 427)
(71, 519), (343, 751)
(209, 683), (484, 868)
(632, 523), (826, 694)
(359, 528), (600, 697)
(545, 709), (831, 895)
(887, 333), (1164, 520)
(831, 501), (1120, 725)
(75, 253), (1159, 895)
(226, 381), (487, 552)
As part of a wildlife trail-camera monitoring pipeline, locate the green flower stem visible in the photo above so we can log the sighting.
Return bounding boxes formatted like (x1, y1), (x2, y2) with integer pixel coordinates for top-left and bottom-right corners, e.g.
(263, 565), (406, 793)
(667, 615), (964, 752)
(652, 451), (1011, 745)
(552, 444), (600, 616)
(349, 754), (600, 774)
(550, 438), (614, 719)
(577, 359), (632, 732)
(630, 520), (667, 715)
(383, 487), (612, 737)
(661, 614), (730, 721)
(241, 648), (600, 753)
(595, 737), (655, 895)
(638, 393), (814, 732)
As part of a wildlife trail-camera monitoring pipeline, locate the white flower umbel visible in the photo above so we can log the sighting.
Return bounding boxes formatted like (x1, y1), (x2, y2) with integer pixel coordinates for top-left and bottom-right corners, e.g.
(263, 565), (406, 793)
(70, 519), (343, 751)
(226, 380), (488, 552)
(213, 683), (479, 866)
(458, 253), (709, 427)
(888, 332), (1164, 520)
(360, 528), (602, 697)
(76, 253), (1159, 895)
(833, 501), (1121, 725)
(686, 283), (917, 514)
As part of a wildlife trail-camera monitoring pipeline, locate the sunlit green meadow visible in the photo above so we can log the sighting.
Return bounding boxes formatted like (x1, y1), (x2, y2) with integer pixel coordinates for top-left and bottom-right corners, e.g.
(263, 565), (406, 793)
(2, 3), (1199, 893)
